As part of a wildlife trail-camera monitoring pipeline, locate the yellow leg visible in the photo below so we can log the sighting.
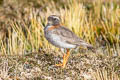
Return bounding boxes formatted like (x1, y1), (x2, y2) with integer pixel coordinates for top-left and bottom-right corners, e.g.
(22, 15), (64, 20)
(56, 49), (70, 68)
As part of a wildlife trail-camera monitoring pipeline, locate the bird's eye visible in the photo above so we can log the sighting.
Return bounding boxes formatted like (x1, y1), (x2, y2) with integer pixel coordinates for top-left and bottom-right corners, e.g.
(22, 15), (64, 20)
(53, 18), (57, 21)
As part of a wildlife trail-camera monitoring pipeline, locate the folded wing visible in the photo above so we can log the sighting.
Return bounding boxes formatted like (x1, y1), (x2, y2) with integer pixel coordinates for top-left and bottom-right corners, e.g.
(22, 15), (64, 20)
(52, 26), (95, 52)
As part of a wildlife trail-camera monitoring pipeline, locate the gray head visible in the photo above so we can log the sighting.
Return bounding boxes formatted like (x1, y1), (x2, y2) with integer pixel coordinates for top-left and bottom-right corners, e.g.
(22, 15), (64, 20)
(47, 15), (61, 26)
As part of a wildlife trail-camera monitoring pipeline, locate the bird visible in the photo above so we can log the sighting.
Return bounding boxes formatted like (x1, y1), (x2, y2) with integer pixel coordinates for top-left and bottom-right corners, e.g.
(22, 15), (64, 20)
(44, 15), (95, 68)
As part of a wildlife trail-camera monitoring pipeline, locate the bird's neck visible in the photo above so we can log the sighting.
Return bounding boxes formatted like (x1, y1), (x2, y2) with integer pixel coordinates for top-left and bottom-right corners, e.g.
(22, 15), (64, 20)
(47, 23), (60, 26)
(45, 23), (61, 31)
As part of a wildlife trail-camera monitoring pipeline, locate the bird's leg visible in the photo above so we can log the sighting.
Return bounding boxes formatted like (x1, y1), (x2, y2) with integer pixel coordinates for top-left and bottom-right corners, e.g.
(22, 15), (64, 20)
(62, 49), (70, 68)
(56, 49), (70, 68)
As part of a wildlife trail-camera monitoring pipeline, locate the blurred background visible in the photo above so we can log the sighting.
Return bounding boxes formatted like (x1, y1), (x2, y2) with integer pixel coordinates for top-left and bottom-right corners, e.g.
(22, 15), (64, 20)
(0, 0), (120, 55)
(0, 0), (120, 79)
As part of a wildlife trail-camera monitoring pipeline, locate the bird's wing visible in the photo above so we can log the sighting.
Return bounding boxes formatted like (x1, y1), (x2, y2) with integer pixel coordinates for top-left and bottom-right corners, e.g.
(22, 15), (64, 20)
(52, 26), (96, 52)
(52, 26), (86, 45)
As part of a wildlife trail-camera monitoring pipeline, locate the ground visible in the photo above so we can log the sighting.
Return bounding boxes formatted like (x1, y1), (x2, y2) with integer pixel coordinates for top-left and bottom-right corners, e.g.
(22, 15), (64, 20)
(0, 50), (119, 80)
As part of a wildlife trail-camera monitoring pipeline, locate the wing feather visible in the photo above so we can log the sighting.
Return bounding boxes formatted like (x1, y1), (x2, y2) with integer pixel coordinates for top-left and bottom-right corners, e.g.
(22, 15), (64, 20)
(52, 26), (95, 52)
(52, 26), (86, 45)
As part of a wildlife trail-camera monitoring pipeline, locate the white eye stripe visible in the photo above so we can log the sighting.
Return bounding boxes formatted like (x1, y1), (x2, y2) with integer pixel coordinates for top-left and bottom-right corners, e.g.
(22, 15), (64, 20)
(52, 16), (60, 20)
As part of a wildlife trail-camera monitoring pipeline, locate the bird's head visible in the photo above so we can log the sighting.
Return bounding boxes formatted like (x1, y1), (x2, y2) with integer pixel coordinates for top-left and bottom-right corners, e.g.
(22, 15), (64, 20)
(47, 15), (61, 26)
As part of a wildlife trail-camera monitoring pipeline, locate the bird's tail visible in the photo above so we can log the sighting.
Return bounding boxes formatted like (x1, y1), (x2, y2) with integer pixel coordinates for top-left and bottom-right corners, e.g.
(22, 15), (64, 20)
(80, 42), (96, 53)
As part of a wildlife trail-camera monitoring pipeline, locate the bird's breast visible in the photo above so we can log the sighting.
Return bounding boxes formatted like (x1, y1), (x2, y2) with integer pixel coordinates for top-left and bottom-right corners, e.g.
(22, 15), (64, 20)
(44, 24), (60, 31)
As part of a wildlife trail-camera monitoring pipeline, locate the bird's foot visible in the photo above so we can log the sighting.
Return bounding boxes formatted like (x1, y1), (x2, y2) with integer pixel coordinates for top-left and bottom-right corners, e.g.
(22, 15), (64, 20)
(55, 54), (67, 68)
(55, 63), (66, 68)
(55, 63), (63, 67)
